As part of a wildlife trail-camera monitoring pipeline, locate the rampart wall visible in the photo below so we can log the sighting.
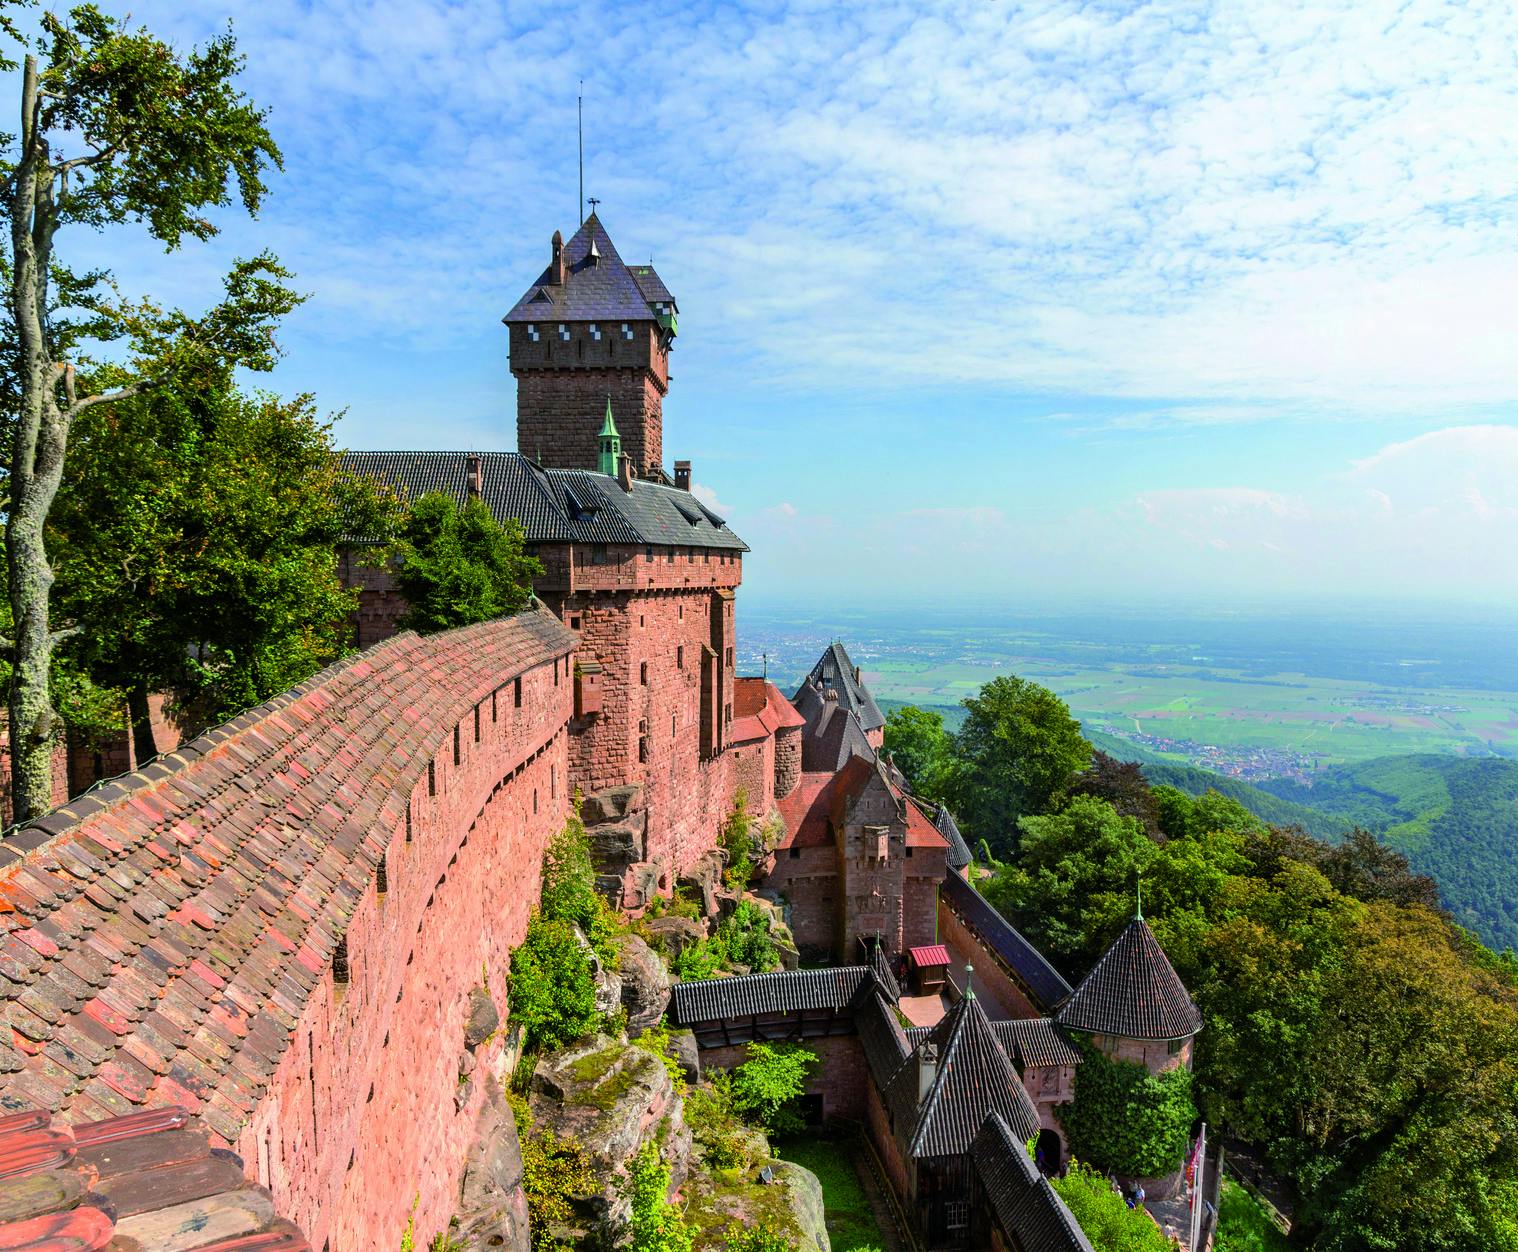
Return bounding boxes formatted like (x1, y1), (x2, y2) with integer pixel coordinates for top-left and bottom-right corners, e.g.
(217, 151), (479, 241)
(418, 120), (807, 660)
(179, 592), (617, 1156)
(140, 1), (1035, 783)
(0, 611), (577, 1251)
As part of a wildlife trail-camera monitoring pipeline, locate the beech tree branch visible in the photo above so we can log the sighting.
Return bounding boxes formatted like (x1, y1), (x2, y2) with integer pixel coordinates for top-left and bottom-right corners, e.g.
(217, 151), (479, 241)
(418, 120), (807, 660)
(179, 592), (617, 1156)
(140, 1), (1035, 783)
(65, 376), (156, 421)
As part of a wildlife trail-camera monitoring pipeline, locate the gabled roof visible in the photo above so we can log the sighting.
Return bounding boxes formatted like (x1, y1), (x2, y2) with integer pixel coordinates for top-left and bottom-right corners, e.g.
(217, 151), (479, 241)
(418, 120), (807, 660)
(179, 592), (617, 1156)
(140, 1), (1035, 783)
(973, 1114), (1095, 1252)
(906, 1017), (1082, 1071)
(504, 215), (674, 325)
(728, 679), (805, 745)
(338, 451), (747, 552)
(669, 965), (879, 1025)
(896, 991), (1040, 1158)
(793, 689), (877, 774)
(855, 989), (912, 1089)
(776, 756), (949, 855)
(934, 804), (973, 871)
(795, 641), (885, 735)
(1057, 917), (1203, 1041)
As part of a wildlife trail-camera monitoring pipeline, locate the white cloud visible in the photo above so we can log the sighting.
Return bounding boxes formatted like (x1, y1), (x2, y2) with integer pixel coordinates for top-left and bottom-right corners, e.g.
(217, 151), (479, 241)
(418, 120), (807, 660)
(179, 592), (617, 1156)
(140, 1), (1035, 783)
(72, 0), (1518, 425)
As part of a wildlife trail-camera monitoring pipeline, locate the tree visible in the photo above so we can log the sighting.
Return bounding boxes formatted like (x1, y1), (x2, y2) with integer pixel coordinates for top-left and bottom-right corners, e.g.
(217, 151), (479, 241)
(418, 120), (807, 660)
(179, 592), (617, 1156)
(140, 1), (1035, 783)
(881, 704), (953, 803)
(538, 808), (616, 963)
(729, 1041), (816, 1135)
(981, 795), (1157, 976)
(1070, 750), (1162, 839)
(507, 914), (600, 1052)
(949, 675), (1090, 856)
(1050, 1161), (1176, 1252)
(622, 1142), (694, 1252)
(393, 493), (541, 635)
(50, 383), (393, 758)
(3, 7), (295, 819)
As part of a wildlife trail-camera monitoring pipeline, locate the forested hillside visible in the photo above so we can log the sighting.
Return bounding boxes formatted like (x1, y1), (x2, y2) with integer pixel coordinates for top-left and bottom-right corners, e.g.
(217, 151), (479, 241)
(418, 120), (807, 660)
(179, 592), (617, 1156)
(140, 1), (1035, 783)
(1084, 730), (1353, 841)
(1261, 755), (1518, 954)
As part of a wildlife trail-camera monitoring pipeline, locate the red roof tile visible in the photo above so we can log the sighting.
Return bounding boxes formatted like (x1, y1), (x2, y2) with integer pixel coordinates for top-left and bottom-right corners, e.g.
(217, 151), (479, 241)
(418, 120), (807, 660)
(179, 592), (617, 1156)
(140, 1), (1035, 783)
(728, 679), (806, 744)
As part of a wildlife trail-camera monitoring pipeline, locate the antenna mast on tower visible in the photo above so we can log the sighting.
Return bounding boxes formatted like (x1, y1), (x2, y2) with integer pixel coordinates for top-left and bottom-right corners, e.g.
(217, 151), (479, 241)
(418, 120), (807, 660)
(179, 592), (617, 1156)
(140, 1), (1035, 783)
(578, 81), (585, 224)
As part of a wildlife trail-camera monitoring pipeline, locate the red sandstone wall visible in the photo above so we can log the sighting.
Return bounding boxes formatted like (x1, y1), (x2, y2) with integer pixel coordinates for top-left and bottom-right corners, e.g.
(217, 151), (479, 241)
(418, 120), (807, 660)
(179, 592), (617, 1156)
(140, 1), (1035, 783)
(339, 548), (408, 649)
(935, 899), (1040, 1021)
(246, 645), (573, 1250)
(1091, 1033), (1193, 1073)
(0, 730), (69, 827)
(774, 727), (800, 801)
(729, 732), (776, 817)
(865, 1075), (910, 1204)
(764, 846), (841, 959)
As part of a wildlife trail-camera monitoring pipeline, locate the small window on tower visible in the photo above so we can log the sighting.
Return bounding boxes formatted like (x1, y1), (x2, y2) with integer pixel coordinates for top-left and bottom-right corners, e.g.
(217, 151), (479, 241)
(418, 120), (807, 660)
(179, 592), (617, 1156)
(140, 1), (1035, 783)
(589, 323), (602, 341)
(677, 646), (684, 669)
(640, 662), (648, 686)
(621, 322), (634, 340)
(558, 323), (571, 341)
(527, 323), (539, 342)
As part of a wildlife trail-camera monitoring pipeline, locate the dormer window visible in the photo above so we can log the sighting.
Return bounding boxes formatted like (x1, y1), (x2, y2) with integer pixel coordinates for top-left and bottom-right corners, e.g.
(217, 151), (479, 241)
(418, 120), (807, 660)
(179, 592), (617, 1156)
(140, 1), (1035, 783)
(621, 323), (634, 340)
(558, 324), (571, 341)
(527, 323), (539, 342)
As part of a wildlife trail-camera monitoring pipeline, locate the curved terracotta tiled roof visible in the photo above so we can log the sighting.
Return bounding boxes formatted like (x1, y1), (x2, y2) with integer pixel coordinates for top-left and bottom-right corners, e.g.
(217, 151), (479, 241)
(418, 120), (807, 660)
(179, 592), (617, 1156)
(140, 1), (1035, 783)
(0, 612), (574, 1144)
(1057, 917), (1203, 1041)
(728, 679), (805, 745)
(0, 1105), (308, 1248)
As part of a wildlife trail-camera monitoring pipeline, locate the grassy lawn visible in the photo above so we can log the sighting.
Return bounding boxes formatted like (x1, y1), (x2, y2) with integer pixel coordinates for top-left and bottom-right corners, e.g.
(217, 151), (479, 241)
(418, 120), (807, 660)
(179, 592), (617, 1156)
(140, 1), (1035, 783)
(775, 1136), (887, 1252)
(1214, 1179), (1292, 1252)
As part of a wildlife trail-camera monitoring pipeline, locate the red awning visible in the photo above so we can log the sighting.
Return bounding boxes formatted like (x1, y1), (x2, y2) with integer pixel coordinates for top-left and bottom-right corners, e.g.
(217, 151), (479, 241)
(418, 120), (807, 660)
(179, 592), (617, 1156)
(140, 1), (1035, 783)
(909, 944), (951, 969)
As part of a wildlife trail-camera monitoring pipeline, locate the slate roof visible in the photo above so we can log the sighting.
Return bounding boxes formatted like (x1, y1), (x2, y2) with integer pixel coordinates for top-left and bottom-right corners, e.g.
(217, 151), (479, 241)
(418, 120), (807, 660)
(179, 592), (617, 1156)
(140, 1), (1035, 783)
(0, 1104), (309, 1248)
(793, 692), (877, 774)
(775, 757), (949, 855)
(934, 804), (972, 872)
(504, 215), (675, 325)
(939, 871), (1073, 1013)
(993, 1017), (1084, 1070)
(669, 965), (878, 1025)
(338, 450), (747, 551)
(854, 989), (912, 1089)
(890, 991), (1040, 1158)
(0, 610), (575, 1144)
(795, 642), (885, 735)
(973, 1113), (1095, 1252)
(1057, 917), (1203, 1041)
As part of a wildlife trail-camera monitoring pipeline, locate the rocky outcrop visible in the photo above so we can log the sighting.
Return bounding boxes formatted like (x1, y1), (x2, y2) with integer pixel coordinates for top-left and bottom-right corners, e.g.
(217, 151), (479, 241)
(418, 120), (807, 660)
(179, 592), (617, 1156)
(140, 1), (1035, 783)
(641, 914), (708, 961)
(582, 784), (642, 825)
(686, 1151), (830, 1252)
(452, 1084), (532, 1251)
(678, 849), (728, 918)
(668, 1029), (700, 1084)
(617, 933), (672, 1038)
(530, 1035), (694, 1234)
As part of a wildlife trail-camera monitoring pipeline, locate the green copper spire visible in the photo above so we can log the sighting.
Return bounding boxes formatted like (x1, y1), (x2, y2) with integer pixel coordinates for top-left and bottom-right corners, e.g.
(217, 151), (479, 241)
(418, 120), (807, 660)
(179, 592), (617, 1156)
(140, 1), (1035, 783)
(597, 397), (621, 475)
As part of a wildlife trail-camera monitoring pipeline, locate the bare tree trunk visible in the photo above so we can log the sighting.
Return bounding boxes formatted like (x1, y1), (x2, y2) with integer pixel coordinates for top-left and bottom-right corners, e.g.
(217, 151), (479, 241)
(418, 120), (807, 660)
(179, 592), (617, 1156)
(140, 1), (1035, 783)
(126, 683), (157, 766)
(6, 56), (64, 823)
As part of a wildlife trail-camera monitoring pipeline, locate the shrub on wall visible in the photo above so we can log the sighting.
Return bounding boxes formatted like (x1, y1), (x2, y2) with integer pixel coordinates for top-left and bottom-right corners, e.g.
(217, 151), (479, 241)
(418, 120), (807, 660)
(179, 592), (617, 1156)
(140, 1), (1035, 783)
(508, 914), (601, 1051)
(1057, 1035), (1196, 1178)
(509, 1092), (596, 1252)
(540, 808), (619, 965)
(623, 1142), (695, 1252)
(718, 901), (781, 973)
(1051, 1161), (1176, 1252)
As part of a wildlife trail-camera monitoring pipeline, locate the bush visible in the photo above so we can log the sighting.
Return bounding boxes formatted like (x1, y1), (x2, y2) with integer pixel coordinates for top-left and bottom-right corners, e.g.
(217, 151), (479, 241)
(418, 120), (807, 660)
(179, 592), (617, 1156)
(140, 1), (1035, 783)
(672, 935), (727, 980)
(722, 790), (757, 891)
(1051, 1161), (1175, 1252)
(726, 1223), (800, 1252)
(509, 1093), (596, 1252)
(686, 1072), (754, 1171)
(508, 914), (600, 1051)
(623, 1141), (695, 1252)
(394, 492), (541, 634)
(541, 808), (619, 965)
(1057, 1036), (1196, 1179)
(717, 900), (781, 973)
(730, 1042), (816, 1135)
(634, 1019), (688, 1095)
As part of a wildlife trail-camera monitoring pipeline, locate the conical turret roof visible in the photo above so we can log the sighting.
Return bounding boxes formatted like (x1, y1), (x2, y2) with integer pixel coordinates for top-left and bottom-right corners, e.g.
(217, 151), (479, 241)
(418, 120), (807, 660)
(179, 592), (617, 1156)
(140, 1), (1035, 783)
(1057, 918), (1202, 1040)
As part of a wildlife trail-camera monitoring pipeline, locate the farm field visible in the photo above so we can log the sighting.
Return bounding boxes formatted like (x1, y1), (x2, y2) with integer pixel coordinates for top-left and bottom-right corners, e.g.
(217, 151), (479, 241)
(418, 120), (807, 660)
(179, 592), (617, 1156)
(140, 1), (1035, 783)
(739, 604), (1518, 777)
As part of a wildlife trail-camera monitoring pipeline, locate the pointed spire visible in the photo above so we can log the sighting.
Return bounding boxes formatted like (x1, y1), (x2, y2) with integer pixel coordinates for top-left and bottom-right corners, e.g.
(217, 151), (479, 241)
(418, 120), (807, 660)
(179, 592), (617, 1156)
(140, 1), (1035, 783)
(964, 963), (976, 1001)
(1137, 877), (1143, 921)
(597, 397), (622, 476)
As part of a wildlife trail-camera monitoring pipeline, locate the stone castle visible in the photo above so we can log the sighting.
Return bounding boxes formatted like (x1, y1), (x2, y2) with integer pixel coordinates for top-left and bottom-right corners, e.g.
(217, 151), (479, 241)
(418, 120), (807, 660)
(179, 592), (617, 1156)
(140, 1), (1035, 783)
(0, 215), (1205, 1252)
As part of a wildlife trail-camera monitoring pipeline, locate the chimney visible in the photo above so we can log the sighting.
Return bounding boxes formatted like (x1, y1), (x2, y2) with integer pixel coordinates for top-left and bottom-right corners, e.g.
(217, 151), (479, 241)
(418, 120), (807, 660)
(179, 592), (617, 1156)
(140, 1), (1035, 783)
(917, 1040), (939, 1103)
(465, 454), (482, 500)
(617, 452), (634, 493)
(674, 460), (692, 492)
(550, 230), (566, 285)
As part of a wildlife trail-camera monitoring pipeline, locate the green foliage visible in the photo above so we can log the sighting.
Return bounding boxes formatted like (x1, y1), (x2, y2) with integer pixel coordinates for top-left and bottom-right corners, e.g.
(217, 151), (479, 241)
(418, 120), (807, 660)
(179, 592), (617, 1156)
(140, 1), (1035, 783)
(1057, 1036), (1196, 1179)
(1262, 753), (1518, 952)
(507, 914), (599, 1052)
(539, 808), (618, 964)
(686, 1072), (754, 1171)
(52, 383), (397, 745)
(623, 1141), (695, 1252)
(949, 675), (1091, 857)
(722, 790), (757, 890)
(672, 936), (727, 980)
(717, 901), (782, 973)
(394, 492), (541, 634)
(510, 1092), (596, 1252)
(882, 704), (953, 803)
(1213, 1180), (1291, 1252)
(730, 1042), (816, 1136)
(725, 1223), (800, 1252)
(634, 1019), (688, 1095)
(1050, 1161), (1175, 1252)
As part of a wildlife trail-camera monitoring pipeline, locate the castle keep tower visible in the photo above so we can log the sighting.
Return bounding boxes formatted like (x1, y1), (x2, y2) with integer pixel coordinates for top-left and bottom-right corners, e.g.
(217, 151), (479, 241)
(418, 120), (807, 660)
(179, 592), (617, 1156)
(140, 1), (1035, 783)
(504, 214), (677, 476)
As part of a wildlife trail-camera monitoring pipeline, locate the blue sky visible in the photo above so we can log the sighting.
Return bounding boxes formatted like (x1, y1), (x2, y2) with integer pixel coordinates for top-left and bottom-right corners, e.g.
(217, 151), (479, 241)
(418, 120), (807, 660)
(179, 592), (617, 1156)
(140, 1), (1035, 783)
(62, 0), (1518, 610)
